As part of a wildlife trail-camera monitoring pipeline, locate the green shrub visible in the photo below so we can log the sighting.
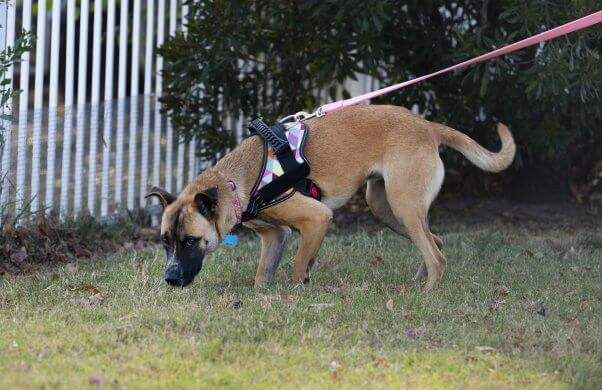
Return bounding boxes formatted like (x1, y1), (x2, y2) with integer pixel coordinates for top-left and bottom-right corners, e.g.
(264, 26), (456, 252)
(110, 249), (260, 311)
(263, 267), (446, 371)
(160, 0), (601, 195)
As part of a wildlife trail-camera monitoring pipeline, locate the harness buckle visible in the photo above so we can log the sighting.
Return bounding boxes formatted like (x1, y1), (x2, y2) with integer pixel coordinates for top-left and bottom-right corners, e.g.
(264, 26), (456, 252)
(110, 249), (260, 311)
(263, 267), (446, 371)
(279, 111), (316, 123)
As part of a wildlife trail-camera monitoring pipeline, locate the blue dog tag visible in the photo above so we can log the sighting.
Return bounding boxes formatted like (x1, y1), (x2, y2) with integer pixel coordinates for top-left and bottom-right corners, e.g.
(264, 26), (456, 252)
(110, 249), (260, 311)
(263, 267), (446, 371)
(222, 234), (238, 246)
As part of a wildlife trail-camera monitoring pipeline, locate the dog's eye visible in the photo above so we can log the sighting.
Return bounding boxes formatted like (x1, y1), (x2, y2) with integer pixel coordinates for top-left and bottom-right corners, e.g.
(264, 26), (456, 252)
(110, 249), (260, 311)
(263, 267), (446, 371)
(185, 237), (200, 247)
(160, 235), (169, 248)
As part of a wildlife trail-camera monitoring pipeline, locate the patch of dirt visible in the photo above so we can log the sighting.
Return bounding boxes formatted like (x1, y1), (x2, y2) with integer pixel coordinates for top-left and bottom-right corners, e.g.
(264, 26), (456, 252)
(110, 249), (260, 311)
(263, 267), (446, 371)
(332, 189), (600, 231)
(0, 215), (159, 276)
(431, 197), (600, 228)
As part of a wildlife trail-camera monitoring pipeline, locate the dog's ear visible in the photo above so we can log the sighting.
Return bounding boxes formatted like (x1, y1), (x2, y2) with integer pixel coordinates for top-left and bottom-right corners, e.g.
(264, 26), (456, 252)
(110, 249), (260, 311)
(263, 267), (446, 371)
(194, 187), (218, 219)
(145, 187), (176, 209)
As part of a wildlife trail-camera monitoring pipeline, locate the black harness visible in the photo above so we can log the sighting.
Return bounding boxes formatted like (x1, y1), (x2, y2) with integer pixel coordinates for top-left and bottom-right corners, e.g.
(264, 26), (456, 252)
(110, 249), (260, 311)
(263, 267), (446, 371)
(242, 118), (321, 221)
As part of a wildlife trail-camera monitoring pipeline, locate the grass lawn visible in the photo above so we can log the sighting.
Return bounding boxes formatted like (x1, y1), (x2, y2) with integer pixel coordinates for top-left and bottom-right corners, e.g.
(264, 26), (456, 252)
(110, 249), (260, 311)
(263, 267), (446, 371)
(1, 219), (600, 388)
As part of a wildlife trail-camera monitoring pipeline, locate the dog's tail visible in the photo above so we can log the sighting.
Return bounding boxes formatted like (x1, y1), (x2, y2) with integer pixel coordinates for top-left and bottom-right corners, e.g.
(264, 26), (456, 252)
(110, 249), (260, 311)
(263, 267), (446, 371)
(433, 122), (516, 172)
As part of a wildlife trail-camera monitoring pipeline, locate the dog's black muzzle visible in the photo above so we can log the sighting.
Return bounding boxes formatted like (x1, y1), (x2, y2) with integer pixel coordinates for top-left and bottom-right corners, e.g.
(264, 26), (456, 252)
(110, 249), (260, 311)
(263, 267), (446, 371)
(164, 263), (202, 287)
(164, 267), (190, 287)
(163, 249), (204, 287)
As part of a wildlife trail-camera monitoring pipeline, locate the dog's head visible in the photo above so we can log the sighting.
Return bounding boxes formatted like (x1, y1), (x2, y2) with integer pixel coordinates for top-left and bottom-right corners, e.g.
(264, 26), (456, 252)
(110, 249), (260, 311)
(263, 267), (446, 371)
(146, 183), (228, 287)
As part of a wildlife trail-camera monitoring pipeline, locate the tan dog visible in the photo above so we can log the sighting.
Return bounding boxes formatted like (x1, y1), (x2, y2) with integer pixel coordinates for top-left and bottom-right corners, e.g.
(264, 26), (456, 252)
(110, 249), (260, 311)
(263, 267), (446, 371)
(147, 105), (515, 289)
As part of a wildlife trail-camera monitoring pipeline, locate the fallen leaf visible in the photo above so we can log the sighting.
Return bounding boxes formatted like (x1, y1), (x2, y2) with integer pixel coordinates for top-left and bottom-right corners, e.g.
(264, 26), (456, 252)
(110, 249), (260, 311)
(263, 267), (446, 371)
(10, 247), (27, 263)
(430, 338), (445, 347)
(65, 263), (79, 275)
(571, 265), (591, 273)
(88, 293), (107, 306)
(489, 368), (503, 380)
(330, 361), (345, 382)
(133, 239), (144, 250)
(536, 302), (546, 317)
(71, 242), (92, 258)
(569, 318), (581, 329)
(257, 294), (297, 303)
(282, 295), (297, 303)
(89, 375), (103, 387)
(72, 292), (107, 307)
(566, 337), (575, 346)
(490, 299), (506, 310)
(477, 346), (495, 353)
(369, 256), (383, 266)
(51, 273), (60, 281)
(513, 334), (528, 348)
(525, 249), (534, 257)
(331, 370), (342, 382)
(258, 294), (280, 302)
(404, 324), (427, 339)
(277, 270), (291, 287)
(73, 284), (101, 295)
(393, 283), (412, 294)
(495, 286), (511, 297)
(386, 299), (394, 312)
(373, 357), (388, 367)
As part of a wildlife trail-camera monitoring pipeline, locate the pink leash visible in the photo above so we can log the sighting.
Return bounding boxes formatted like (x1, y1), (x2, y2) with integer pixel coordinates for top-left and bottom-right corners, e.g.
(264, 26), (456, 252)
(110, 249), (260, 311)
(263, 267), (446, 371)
(316, 10), (602, 117)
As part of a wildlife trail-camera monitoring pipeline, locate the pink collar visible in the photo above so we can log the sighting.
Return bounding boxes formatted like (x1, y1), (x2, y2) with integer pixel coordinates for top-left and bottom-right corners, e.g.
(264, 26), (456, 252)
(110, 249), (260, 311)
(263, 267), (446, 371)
(218, 170), (242, 225)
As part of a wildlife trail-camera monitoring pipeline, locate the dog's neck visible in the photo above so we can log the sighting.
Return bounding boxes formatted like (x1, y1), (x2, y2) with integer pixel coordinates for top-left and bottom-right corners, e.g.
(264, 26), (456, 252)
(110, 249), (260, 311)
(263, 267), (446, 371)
(187, 136), (264, 234)
(212, 139), (264, 210)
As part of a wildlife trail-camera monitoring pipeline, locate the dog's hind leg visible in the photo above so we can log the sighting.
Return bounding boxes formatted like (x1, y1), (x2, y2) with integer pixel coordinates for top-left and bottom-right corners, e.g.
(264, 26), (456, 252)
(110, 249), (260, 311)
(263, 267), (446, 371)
(248, 222), (292, 287)
(383, 155), (446, 290)
(366, 178), (443, 282)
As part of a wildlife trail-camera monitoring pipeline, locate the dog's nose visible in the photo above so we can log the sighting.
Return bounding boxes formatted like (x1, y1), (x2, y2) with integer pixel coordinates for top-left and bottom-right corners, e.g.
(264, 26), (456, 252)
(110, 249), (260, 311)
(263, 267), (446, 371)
(164, 266), (184, 286)
(164, 276), (184, 286)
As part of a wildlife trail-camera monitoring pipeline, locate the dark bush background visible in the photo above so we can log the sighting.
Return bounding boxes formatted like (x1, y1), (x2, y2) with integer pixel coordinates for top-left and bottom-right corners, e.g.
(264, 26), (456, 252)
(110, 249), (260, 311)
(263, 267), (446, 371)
(159, 0), (601, 202)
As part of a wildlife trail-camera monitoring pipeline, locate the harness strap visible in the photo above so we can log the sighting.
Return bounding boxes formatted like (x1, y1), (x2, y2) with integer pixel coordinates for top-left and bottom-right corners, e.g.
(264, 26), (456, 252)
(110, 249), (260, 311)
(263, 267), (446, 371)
(243, 119), (321, 221)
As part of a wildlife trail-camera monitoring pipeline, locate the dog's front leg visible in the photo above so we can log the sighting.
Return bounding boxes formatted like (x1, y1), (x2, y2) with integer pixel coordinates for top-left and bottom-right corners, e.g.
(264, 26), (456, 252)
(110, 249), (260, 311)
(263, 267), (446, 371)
(291, 211), (331, 285)
(252, 224), (292, 287)
(260, 194), (333, 286)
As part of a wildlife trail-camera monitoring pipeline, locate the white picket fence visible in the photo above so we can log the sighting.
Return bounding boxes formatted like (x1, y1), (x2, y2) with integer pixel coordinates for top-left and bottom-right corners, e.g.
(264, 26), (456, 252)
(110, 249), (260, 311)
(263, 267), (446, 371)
(0, 1), (378, 225)
(0, 0), (205, 224)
